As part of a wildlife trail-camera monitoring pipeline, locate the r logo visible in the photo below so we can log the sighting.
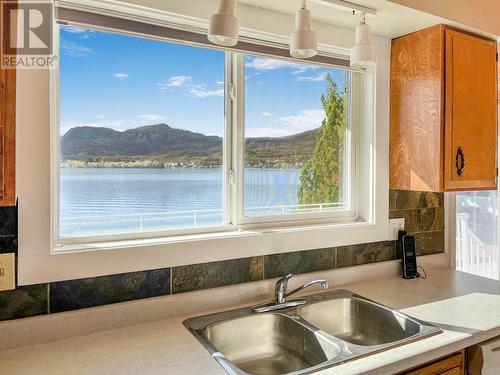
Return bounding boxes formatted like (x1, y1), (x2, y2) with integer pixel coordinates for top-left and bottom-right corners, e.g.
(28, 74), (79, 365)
(2, 1), (52, 55)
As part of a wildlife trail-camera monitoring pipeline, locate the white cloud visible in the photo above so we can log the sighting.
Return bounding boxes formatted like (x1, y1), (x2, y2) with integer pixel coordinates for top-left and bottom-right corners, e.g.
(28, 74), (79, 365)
(246, 57), (301, 71)
(167, 75), (192, 87)
(189, 86), (224, 98)
(138, 114), (163, 121)
(61, 26), (95, 39)
(245, 127), (293, 138)
(246, 109), (325, 138)
(296, 72), (327, 82)
(278, 109), (325, 133)
(60, 39), (95, 58)
(245, 57), (318, 75)
(157, 76), (223, 98)
(112, 72), (129, 80)
(260, 112), (273, 117)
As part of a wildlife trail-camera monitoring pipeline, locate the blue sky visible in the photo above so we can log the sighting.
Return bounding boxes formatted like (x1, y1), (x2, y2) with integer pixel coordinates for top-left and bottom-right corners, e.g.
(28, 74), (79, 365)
(60, 26), (347, 138)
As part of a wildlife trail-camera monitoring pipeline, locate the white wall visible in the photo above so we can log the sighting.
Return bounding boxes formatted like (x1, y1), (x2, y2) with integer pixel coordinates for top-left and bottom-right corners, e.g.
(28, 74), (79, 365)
(389, 0), (500, 37)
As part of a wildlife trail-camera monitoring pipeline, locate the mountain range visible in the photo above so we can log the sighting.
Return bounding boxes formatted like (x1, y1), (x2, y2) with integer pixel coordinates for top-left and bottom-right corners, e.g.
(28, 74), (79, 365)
(61, 123), (318, 168)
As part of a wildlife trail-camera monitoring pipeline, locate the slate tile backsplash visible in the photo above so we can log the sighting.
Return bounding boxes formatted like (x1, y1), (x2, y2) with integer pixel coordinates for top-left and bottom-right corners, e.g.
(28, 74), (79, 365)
(0, 285), (47, 320)
(336, 241), (396, 268)
(264, 247), (336, 279)
(50, 268), (171, 313)
(0, 206), (17, 254)
(172, 257), (263, 294)
(0, 189), (445, 321)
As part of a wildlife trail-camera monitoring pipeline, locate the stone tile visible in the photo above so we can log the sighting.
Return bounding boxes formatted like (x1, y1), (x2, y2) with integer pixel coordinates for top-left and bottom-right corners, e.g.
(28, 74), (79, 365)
(0, 206), (17, 237)
(420, 207), (445, 232)
(0, 236), (17, 254)
(337, 241), (395, 268)
(264, 248), (336, 279)
(414, 231), (445, 255)
(391, 190), (443, 210)
(0, 284), (48, 321)
(389, 189), (397, 210)
(50, 268), (170, 313)
(389, 209), (420, 233)
(172, 257), (263, 294)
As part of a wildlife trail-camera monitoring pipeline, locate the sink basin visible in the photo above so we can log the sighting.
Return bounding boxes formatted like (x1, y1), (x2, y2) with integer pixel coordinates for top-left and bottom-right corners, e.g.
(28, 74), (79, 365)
(184, 289), (441, 375)
(204, 314), (338, 375)
(298, 297), (421, 346)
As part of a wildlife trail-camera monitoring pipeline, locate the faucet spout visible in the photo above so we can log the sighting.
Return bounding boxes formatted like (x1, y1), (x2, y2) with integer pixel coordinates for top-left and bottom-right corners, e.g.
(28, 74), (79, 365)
(284, 279), (329, 299)
(252, 274), (329, 313)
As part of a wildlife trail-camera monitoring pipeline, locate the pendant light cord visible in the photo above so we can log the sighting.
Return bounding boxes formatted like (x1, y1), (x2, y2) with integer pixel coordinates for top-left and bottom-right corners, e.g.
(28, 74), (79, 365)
(301, 0), (307, 9)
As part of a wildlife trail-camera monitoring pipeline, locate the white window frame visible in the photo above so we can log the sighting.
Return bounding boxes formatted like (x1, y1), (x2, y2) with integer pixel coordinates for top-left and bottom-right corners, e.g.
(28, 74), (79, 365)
(234, 53), (359, 227)
(17, 2), (391, 285)
(51, 26), (359, 244)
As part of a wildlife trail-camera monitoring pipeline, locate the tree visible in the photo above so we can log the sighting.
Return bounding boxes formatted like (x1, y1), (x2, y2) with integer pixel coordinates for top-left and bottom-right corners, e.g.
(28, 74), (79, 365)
(297, 73), (347, 205)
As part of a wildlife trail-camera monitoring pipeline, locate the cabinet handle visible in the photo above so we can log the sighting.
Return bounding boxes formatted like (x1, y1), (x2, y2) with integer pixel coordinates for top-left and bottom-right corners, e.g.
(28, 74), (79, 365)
(455, 147), (465, 176)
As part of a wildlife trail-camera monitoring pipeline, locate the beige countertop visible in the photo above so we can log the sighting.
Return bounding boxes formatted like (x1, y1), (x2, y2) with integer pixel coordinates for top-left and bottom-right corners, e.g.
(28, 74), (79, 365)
(1, 262), (500, 375)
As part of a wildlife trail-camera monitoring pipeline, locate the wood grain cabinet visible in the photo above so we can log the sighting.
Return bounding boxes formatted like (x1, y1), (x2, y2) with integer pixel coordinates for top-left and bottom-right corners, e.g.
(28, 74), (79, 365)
(390, 25), (498, 192)
(400, 350), (465, 375)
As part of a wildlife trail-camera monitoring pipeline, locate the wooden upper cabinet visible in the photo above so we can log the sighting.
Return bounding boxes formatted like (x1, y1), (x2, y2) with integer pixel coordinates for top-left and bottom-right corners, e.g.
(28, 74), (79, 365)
(390, 25), (498, 192)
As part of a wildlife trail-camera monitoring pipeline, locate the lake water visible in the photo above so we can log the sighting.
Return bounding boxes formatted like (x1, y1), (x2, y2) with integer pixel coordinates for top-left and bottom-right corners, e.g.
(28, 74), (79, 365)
(60, 168), (302, 236)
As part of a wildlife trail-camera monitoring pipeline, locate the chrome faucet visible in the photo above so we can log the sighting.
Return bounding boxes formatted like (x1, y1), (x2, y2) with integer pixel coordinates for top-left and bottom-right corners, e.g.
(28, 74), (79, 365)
(252, 273), (329, 313)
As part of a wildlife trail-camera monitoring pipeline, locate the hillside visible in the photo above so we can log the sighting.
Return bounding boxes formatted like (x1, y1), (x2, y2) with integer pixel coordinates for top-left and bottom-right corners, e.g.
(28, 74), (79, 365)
(61, 123), (318, 168)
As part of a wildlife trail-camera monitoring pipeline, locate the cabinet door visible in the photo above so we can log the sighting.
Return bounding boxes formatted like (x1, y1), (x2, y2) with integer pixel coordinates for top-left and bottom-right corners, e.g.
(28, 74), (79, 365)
(402, 351), (464, 374)
(444, 29), (498, 191)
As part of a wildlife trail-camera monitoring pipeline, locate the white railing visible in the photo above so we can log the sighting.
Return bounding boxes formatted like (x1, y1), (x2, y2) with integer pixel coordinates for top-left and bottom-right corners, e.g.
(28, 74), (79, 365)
(456, 213), (499, 280)
(60, 202), (346, 235)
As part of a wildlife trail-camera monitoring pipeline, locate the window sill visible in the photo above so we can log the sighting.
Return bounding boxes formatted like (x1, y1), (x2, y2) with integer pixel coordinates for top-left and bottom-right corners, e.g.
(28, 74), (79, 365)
(55, 218), (374, 254)
(20, 216), (389, 285)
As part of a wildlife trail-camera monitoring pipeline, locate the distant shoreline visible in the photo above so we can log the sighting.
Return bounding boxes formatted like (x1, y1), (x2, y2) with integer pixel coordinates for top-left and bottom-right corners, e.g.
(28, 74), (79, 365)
(60, 160), (305, 170)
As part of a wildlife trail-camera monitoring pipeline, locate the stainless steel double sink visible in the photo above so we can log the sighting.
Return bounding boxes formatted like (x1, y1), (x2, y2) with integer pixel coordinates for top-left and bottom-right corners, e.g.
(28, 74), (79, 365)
(184, 289), (441, 375)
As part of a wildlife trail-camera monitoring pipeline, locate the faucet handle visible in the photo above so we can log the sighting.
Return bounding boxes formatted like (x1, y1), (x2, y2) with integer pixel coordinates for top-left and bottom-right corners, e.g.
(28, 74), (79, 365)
(276, 273), (293, 291)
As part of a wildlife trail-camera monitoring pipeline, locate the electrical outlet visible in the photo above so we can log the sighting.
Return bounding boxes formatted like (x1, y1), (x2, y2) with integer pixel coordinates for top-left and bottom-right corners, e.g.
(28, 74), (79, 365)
(389, 218), (405, 241)
(0, 253), (15, 291)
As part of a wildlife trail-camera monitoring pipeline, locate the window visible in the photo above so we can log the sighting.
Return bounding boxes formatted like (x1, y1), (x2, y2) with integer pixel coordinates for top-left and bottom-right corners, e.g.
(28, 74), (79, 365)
(58, 26), (226, 237)
(456, 191), (499, 280)
(55, 24), (356, 243)
(17, 3), (389, 285)
(243, 55), (352, 221)
(455, 100), (500, 281)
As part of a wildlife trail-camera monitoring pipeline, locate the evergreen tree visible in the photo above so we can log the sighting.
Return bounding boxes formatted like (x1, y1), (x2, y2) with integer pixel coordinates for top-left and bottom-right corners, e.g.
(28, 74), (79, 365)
(297, 73), (347, 205)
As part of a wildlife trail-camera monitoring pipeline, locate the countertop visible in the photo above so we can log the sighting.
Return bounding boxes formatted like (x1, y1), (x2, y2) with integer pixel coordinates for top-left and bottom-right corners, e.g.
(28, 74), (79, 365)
(2, 265), (500, 375)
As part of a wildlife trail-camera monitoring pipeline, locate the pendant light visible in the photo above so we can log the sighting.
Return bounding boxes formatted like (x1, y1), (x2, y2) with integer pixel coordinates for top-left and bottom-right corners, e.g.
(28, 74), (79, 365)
(290, 0), (318, 59)
(208, 0), (240, 47)
(350, 12), (376, 67)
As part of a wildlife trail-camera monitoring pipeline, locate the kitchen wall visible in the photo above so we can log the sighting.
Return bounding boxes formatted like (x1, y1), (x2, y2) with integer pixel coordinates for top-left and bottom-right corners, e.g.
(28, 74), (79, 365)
(0, 189), (444, 321)
(388, 0), (500, 36)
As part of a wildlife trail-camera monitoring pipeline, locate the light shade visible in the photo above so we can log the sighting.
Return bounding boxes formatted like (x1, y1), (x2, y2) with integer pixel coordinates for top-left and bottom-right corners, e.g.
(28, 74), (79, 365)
(350, 23), (376, 67)
(290, 8), (318, 59)
(208, 0), (240, 47)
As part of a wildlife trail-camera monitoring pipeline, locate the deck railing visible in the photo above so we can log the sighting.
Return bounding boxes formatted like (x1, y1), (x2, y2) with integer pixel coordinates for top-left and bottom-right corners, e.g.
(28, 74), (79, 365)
(60, 202), (346, 235)
(456, 213), (499, 280)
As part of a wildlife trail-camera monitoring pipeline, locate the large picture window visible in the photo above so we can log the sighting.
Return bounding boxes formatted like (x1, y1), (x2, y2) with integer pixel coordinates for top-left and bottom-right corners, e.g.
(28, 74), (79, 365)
(55, 23), (357, 244)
